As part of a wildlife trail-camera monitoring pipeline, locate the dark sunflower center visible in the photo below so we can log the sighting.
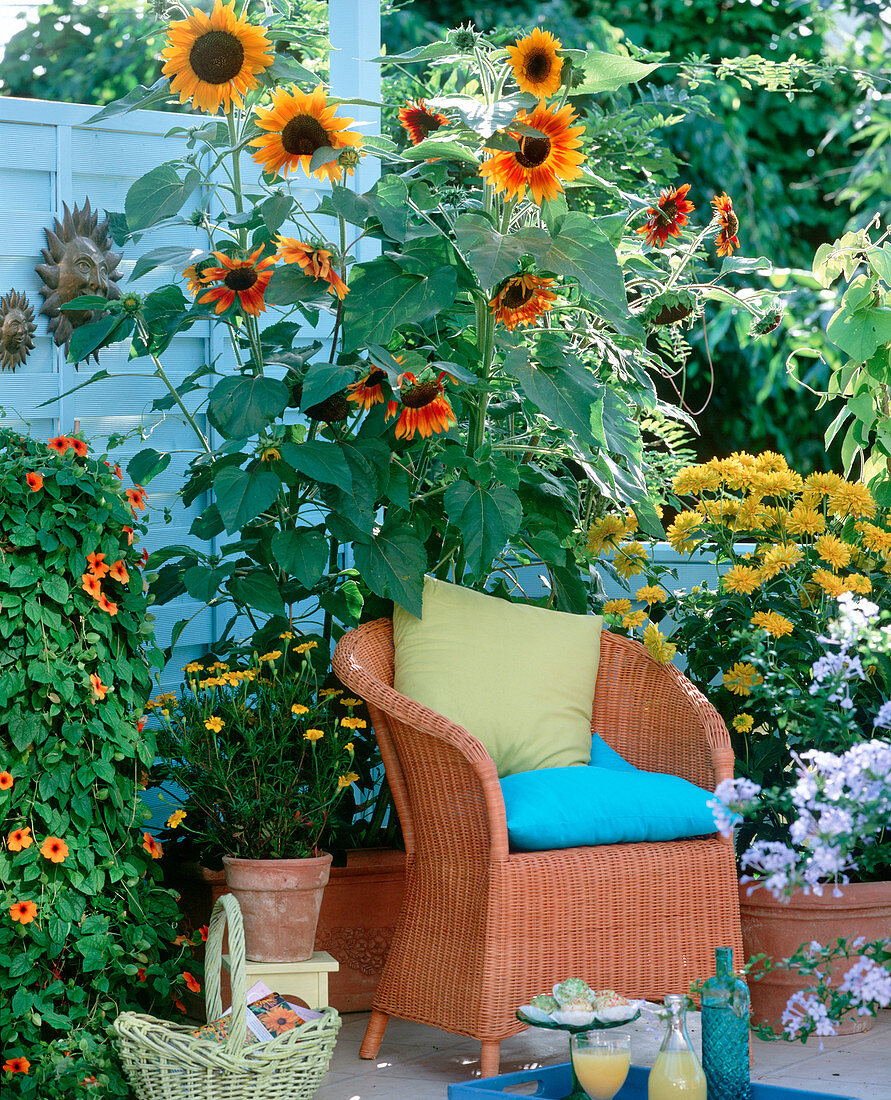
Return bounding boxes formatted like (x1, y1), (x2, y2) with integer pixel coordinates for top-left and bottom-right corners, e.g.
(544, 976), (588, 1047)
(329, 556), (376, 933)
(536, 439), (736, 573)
(224, 267), (258, 291)
(189, 30), (245, 85)
(525, 50), (552, 81)
(658, 199), (679, 223)
(401, 381), (439, 409)
(503, 281), (534, 308)
(365, 369), (386, 388)
(725, 210), (740, 237)
(516, 135), (551, 169)
(416, 110), (443, 139)
(281, 114), (331, 156)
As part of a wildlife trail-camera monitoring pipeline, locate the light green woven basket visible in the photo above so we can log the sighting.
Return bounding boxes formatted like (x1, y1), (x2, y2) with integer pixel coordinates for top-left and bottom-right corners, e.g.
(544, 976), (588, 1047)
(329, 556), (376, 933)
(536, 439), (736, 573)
(113, 893), (341, 1100)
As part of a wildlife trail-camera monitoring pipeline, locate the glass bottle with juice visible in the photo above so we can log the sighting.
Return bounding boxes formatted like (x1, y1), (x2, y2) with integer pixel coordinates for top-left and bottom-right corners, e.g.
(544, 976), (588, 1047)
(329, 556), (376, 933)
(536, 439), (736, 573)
(648, 994), (707, 1100)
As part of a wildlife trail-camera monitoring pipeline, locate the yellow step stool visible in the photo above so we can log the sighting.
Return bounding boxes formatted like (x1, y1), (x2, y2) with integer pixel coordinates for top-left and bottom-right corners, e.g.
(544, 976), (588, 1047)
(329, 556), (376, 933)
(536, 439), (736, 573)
(221, 950), (339, 1009)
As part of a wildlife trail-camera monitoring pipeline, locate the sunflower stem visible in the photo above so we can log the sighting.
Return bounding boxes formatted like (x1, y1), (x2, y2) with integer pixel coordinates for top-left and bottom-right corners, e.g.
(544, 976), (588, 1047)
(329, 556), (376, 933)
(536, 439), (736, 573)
(139, 319), (212, 454)
(663, 220), (716, 293)
(226, 107), (246, 247)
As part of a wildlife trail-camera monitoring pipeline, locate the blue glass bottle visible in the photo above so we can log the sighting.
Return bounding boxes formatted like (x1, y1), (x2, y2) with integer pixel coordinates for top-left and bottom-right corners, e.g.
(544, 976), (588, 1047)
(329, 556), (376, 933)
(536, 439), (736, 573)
(701, 946), (751, 1100)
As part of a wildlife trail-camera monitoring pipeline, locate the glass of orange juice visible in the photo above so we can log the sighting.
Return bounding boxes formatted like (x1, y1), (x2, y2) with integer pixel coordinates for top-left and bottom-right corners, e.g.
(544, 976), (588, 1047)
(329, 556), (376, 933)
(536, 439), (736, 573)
(570, 1031), (631, 1100)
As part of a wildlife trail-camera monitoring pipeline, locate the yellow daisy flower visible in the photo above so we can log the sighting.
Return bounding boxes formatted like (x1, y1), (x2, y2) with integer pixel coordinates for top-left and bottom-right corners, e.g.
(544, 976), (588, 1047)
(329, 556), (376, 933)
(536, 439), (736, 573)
(812, 568), (847, 598)
(612, 541), (648, 580)
(586, 514), (628, 556)
(722, 565), (761, 595)
(666, 511), (703, 552)
(828, 481), (876, 519)
(337, 772), (360, 789)
(732, 714), (754, 733)
(785, 503), (826, 537)
(304, 728), (324, 741)
(814, 534), (852, 572)
(751, 611), (794, 637)
(622, 610), (648, 630)
(204, 716), (224, 733)
(340, 717), (367, 730)
(603, 598), (632, 616)
(166, 809), (187, 829)
(635, 584), (668, 605)
(722, 662), (763, 696)
(291, 704), (309, 716)
(642, 623), (677, 664)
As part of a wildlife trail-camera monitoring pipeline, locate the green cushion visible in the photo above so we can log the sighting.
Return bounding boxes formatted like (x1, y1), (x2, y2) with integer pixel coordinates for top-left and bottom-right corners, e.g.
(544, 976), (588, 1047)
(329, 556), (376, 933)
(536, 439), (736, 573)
(393, 577), (603, 777)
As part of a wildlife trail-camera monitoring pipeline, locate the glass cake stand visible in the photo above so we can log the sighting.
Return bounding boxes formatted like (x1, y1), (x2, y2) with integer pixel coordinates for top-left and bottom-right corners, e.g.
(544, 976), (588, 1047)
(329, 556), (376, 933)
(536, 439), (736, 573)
(514, 1007), (641, 1100)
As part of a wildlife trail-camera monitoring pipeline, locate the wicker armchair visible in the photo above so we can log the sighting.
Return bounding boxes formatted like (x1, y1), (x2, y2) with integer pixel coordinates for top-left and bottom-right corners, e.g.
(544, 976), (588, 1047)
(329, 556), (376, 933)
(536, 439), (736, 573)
(332, 619), (744, 1078)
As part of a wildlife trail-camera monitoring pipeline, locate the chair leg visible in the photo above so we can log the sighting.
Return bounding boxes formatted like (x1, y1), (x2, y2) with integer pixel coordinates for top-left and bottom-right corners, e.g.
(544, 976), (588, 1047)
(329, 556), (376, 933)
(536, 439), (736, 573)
(480, 1040), (500, 1078)
(359, 1009), (390, 1059)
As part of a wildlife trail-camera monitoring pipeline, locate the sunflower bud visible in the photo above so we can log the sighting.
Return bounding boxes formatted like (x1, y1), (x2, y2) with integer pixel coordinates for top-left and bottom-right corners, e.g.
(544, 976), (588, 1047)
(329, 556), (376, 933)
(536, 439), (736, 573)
(338, 147), (361, 169)
(448, 23), (479, 52)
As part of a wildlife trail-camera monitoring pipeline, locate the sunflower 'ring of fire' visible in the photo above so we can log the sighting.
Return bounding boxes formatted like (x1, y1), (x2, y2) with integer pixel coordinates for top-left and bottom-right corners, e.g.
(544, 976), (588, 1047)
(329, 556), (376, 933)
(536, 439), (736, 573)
(490, 273), (557, 330)
(480, 101), (585, 205)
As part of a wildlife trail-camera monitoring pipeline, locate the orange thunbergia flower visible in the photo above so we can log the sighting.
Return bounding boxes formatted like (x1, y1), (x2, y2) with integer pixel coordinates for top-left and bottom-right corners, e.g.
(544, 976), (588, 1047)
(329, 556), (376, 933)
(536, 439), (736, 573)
(138, 547), (149, 568)
(25, 472), (43, 492)
(9, 900), (37, 925)
(198, 924), (209, 941)
(3, 1057), (30, 1074)
(490, 273), (557, 330)
(40, 836), (69, 863)
(275, 237), (349, 299)
(479, 101), (585, 205)
(183, 971), (201, 993)
(174, 998), (187, 1014)
(0, 771), (13, 791)
(183, 262), (215, 297)
(637, 183), (695, 248)
(394, 372), (457, 440)
(68, 438), (88, 458)
(507, 28), (564, 98)
(81, 573), (103, 600)
(137, 967), (147, 982)
(7, 827), (33, 852)
(346, 369), (398, 417)
(198, 246), (276, 315)
(113, 464), (123, 479)
(108, 560), (130, 584)
(90, 673), (108, 701)
(87, 551), (110, 577)
(712, 193), (740, 256)
(251, 83), (362, 181)
(122, 525), (134, 545)
(398, 98), (451, 145)
(98, 594), (119, 616)
(127, 486), (147, 513)
(48, 436), (70, 454)
(143, 832), (163, 859)
(161, 0), (273, 114)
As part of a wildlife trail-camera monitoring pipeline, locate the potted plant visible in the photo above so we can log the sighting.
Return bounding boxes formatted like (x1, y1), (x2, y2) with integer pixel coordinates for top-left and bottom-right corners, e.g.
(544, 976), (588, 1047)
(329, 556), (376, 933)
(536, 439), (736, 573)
(149, 636), (359, 962)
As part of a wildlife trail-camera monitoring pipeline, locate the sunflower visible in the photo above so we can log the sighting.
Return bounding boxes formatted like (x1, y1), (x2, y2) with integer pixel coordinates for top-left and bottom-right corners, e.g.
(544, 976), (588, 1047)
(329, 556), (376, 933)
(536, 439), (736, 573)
(275, 237), (348, 299)
(161, 0), (273, 115)
(394, 373), (457, 440)
(347, 369), (398, 418)
(666, 511), (703, 553)
(490, 273), (557, 330)
(636, 183), (695, 248)
(712, 193), (740, 256)
(642, 623), (677, 665)
(198, 246), (276, 315)
(814, 534), (852, 572)
(603, 598), (632, 617)
(183, 261), (215, 297)
(480, 101), (585, 205)
(507, 28), (564, 98)
(722, 565), (761, 595)
(251, 84), (362, 182)
(828, 481), (876, 520)
(398, 98), (451, 145)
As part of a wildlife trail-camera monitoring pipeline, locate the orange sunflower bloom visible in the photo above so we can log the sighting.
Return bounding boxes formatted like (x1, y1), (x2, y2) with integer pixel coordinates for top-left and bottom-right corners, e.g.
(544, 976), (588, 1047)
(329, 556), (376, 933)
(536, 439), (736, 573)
(87, 551), (110, 577)
(108, 560), (130, 584)
(26, 471), (44, 492)
(3, 1057), (30, 1074)
(68, 438), (88, 458)
(712, 193), (740, 256)
(394, 373), (457, 440)
(507, 29), (564, 98)
(183, 971), (201, 993)
(480, 101), (585, 205)
(98, 594), (119, 616)
(161, 0), (273, 115)
(126, 486), (147, 513)
(250, 83), (362, 182)
(490, 273), (557, 330)
(275, 237), (348, 299)
(40, 836), (69, 863)
(636, 183), (695, 248)
(183, 262), (215, 298)
(9, 901), (37, 925)
(198, 246), (276, 315)
(81, 574), (103, 600)
(143, 832), (163, 860)
(0, 771), (14, 791)
(7, 827), (33, 852)
(90, 673), (108, 701)
(47, 436), (70, 454)
(346, 369), (398, 417)
(398, 98), (451, 145)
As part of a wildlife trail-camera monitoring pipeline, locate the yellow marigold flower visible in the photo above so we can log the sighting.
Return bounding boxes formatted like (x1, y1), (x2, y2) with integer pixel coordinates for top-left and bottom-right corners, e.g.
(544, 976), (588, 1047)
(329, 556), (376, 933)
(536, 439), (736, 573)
(294, 641), (318, 654)
(642, 623), (677, 664)
(722, 662), (763, 696)
(345, 741), (354, 753)
(732, 714), (754, 733)
(340, 697), (363, 707)
(291, 704), (309, 716)
(855, 521), (891, 554)
(622, 610), (648, 630)
(803, 471), (844, 496)
(720, 455), (756, 491)
(814, 534), (852, 572)
(762, 543), (804, 572)
(666, 511), (702, 552)
(722, 565), (761, 595)
(166, 810), (187, 829)
(340, 716), (367, 729)
(319, 687), (342, 697)
(258, 650), (282, 662)
(184, 662), (203, 673)
(734, 497), (764, 531)
(304, 728), (324, 741)
(603, 598), (632, 616)
(337, 772), (360, 789)
(752, 469), (803, 497)
(204, 716), (224, 733)
(812, 568), (847, 598)
(828, 481), (876, 519)
(751, 611), (794, 638)
(844, 572), (872, 594)
(586, 514), (628, 556)
(613, 541), (648, 580)
(279, 631), (294, 640)
(785, 503), (826, 537)
(635, 584), (668, 605)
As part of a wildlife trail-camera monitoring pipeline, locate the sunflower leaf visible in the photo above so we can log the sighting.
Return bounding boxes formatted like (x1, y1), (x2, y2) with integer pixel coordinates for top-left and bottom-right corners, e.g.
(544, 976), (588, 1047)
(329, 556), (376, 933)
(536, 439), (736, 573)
(125, 163), (202, 233)
(271, 528), (329, 588)
(309, 145), (345, 170)
(427, 93), (536, 137)
(352, 523), (427, 617)
(84, 76), (171, 124)
(129, 246), (210, 283)
(214, 467), (281, 534)
(570, 53), (660, 95)
(402, 137), (480, 165)
(454, 213), (533, 288)
(207, 375), (289, 439)
(444, 479), (523, 579)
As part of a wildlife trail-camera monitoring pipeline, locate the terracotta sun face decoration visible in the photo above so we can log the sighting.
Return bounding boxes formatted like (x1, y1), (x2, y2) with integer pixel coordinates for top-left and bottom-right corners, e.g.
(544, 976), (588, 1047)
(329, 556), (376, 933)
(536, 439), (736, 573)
(35, 199), (123, 354)
(0, 290), (36, 371)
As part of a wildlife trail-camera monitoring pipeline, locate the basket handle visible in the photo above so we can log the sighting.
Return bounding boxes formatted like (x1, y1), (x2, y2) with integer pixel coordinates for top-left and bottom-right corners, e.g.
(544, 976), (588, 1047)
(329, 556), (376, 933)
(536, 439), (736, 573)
(204, 893), (248, 1053)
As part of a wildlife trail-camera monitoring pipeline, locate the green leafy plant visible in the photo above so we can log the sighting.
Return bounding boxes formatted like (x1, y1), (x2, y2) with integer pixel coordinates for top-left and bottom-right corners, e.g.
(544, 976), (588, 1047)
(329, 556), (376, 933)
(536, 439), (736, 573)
(0, 427), (197, 1097)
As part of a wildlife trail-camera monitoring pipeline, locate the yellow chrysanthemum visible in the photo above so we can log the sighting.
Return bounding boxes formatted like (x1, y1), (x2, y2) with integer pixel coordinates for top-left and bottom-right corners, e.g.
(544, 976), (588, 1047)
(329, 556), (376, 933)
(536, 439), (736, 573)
(622, 610), (648, 630)
(251, 84), (363, 182)
(507, 28), (564, 97)
(843, 572), (872, 594)
(635, 584), (668, 605)
(802, 471), (844, 496)
(672, 464), (722, 496)
(722, 565), (761, 595)
(586, 514), (628, 556)
(751, 469), (803, 497)
(751, 611), (794, 637)
(812, 568), (848, 598)
(855, 521), (891, 554)
(340, 716), (367, 729)
(304, 728), (324, 741)
(642, 623), (677, 664)
(828, 481), (876, 519)
(754, 451), (791, 473)
(166, 809), (187, 829)
(732, 714), (754, 733)
(814, 534), (852, 572)
(666, 511), (703, 552)
(785, 503), (826, 537)
(603, 598), (632, 616)
(612, 541), (648, 580)
(291, 704), (309, 716)
(161, 0), (273, 115)
(761, 543), (804, 574)
(722, 662), (763, 697)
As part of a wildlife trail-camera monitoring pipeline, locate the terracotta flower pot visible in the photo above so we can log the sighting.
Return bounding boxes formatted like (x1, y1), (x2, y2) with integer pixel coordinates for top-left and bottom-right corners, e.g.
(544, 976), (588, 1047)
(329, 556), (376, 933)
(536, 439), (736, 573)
(223, 853), (333, 963)
(739, 879), (891, 1036)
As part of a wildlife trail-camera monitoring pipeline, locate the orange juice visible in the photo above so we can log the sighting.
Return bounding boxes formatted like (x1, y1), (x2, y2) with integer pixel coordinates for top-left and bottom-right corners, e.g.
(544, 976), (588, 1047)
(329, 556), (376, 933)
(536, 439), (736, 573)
(647, 1049), (707, 1100)
(572, 1046), (631, 1099)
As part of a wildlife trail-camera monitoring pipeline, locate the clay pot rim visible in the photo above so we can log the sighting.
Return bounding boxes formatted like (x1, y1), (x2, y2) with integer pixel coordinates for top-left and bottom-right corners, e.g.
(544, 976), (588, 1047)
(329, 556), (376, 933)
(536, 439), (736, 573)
(739, 877), (891, 911)
(223, 852), (333, 870)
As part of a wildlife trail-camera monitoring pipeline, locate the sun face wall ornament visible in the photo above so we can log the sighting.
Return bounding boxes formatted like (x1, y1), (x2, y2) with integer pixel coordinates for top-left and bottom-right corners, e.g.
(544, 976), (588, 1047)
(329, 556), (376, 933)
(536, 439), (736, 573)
(0, 290), (36, 371)
(35, 199), (123, 356)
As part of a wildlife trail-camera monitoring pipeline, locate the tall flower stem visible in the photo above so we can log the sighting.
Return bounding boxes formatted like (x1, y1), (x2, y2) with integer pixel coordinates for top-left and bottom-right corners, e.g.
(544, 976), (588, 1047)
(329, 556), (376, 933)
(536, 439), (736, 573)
(138, 318), (212, 453)
(226, 107), (247, 248)
(664, 221), (716, 293)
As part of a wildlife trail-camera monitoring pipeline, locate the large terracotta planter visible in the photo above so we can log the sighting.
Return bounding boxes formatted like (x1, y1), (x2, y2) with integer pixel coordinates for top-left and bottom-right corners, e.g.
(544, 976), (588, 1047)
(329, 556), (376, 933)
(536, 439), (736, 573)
(315, 848), (407, 1012)
(223, 853), (333, 963)
(739, 879), (891, 1036)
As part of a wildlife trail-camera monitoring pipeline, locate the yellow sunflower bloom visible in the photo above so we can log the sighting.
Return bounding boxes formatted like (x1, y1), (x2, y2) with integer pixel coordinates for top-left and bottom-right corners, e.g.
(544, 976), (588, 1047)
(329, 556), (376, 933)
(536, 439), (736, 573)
(507, 28), (564, 98)
(622, 610), (648, 630)
(666, 511), (702, 552)
(814, 534), (852, 572)
(251, 84), (363, 182)
(603, 598), (632, 616)
(812, 568), (847, 598)
(722, 565), (761, 595)
(732, 714), (754, 733)
(586, 514), (628, 556)
(479, 101), (585, 205)
(642, 623), (677, 664)
(635, 584), (668, 605)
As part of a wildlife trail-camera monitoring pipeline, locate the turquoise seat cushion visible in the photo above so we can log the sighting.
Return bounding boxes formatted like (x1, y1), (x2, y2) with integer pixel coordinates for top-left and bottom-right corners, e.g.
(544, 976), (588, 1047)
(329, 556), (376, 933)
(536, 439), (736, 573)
(500, 765), (718, 851)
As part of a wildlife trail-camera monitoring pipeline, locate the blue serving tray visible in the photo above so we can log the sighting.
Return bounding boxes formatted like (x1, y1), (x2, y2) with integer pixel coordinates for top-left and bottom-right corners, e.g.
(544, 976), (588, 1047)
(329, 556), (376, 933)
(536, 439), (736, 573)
(448, 1063), (860, 1100)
